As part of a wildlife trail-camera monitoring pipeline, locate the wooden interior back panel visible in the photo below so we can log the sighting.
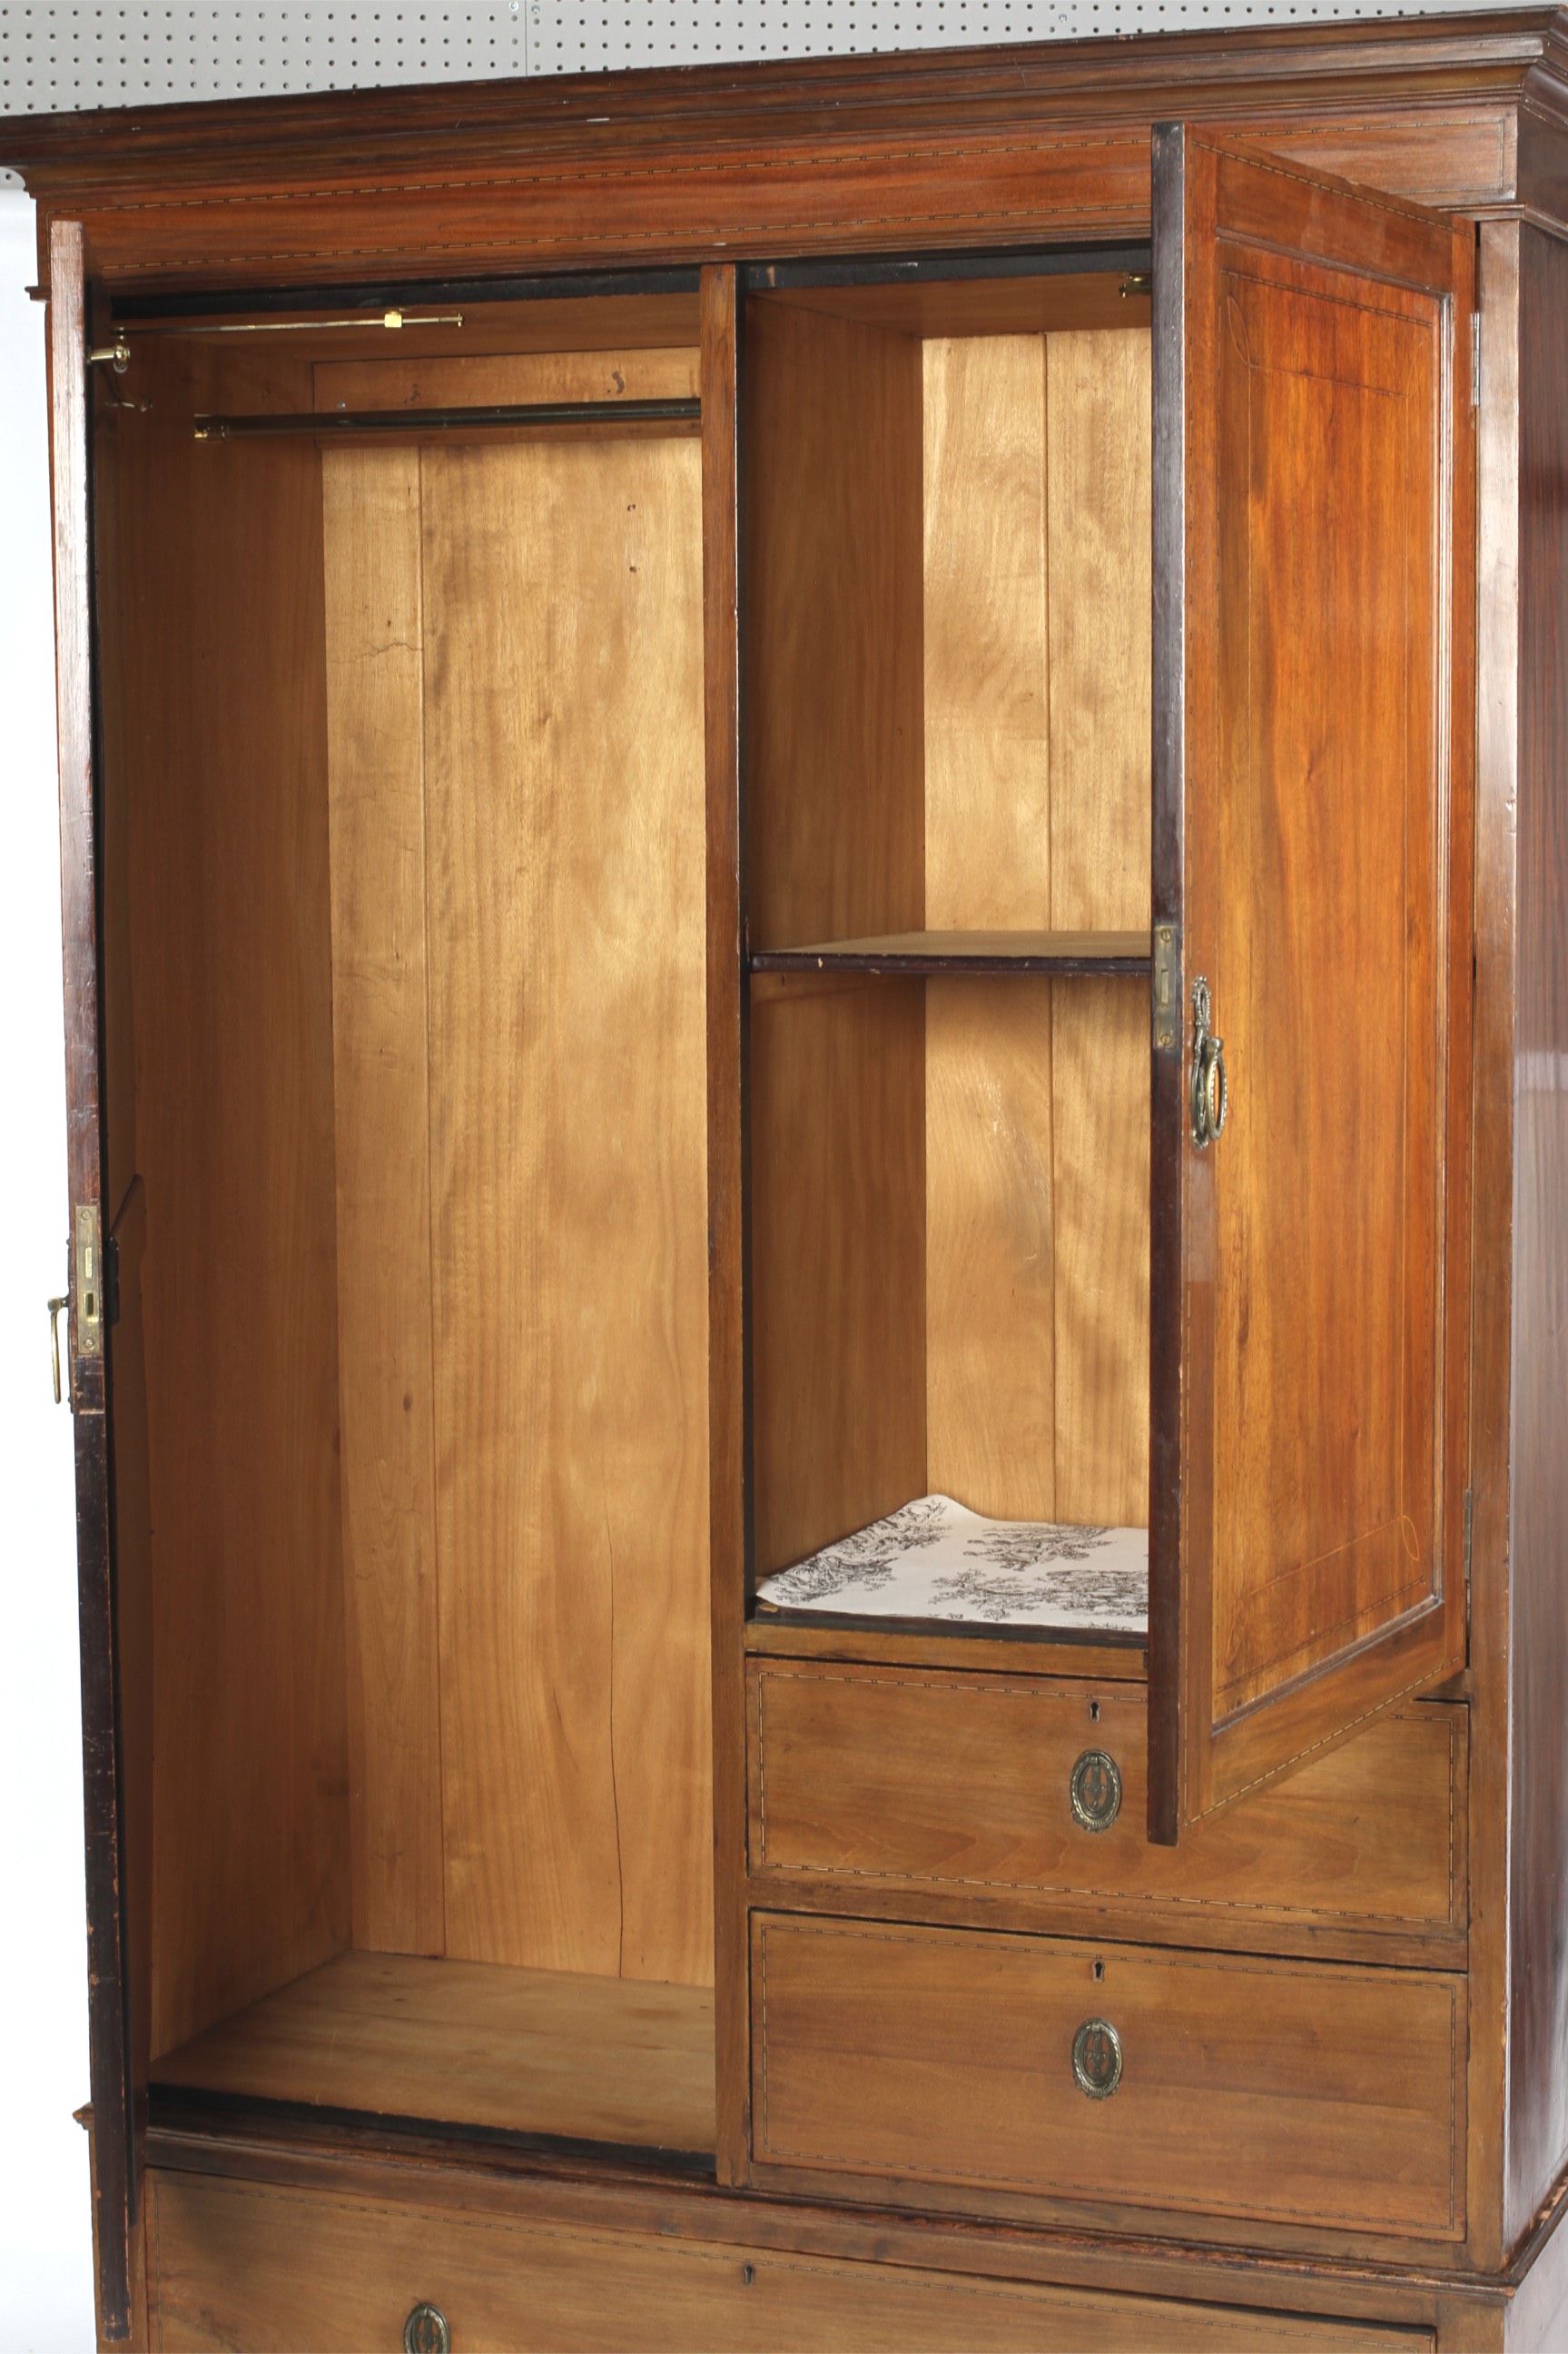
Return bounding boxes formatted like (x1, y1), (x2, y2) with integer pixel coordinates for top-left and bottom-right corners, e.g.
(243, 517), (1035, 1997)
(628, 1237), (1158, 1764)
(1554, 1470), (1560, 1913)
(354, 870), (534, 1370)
(745, 301), (924, 950)
(414, 434), (711, 1983)
(752, 1914), (1464, 2240)
(151, 1951), (716, 2151)
(112, 339), (351, 2061)
(923, 334), (1051, 932)
(922, 329), (1149, 1528)
(322, 448), (446, 1960)
(144, 2170), (1434, 2353)
(314, 345), (698, 412)
(750, 978), (926, 1576)
(747, 1665), (1466, 1953)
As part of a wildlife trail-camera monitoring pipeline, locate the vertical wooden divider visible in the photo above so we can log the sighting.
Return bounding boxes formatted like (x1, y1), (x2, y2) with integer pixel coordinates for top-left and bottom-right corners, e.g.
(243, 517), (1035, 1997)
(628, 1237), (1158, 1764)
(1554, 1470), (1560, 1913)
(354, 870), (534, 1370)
(323, 447), (447, 1958)
(701, 262), (751, 2183)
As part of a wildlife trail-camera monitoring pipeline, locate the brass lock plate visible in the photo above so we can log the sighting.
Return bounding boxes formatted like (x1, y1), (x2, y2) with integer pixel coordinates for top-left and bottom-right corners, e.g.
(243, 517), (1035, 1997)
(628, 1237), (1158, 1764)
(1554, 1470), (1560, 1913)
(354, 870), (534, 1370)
(403, 2306), (449, 2354)
(74, 1202), (104, 1360)
(1071, 2016), (1123, 2101)
(1069, 1748), (1122, 1834)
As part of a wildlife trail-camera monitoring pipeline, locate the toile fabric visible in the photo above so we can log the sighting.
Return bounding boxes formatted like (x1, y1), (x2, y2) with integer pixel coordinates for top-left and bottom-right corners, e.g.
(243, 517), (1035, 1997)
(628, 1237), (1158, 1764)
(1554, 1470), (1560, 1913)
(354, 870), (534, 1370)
(754, 1493), (1149, 1632)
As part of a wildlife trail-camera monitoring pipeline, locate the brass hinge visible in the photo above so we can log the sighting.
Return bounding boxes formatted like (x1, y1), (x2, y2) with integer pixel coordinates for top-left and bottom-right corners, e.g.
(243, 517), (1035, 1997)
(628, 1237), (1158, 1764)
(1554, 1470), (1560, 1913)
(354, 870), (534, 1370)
(74, 1202), (104, 1362)
(1152, 922), (1180, 1053)
(1471, 314), (1481, 410)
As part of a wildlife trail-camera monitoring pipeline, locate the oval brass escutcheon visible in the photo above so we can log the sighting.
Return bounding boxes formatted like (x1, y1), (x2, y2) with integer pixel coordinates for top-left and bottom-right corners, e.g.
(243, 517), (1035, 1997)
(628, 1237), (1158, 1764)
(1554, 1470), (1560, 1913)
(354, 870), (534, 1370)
(403, 2304), (451, 2354)
(1069, 1746), (1122, 1833)
(1071, 2016), (1123, 2101)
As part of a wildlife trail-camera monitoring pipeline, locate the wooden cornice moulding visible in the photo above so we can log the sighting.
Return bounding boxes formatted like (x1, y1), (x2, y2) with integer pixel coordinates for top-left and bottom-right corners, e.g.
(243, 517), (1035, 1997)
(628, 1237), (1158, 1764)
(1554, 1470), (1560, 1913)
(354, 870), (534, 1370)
(5, 6), (1568, 292)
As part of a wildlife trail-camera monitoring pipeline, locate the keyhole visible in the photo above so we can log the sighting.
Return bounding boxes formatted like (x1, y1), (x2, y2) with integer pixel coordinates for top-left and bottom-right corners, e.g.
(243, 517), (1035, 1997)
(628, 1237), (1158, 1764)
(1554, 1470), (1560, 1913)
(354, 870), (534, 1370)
(1093, 1959), (1105, 1983)
(1089, 1699), (1100, 1723)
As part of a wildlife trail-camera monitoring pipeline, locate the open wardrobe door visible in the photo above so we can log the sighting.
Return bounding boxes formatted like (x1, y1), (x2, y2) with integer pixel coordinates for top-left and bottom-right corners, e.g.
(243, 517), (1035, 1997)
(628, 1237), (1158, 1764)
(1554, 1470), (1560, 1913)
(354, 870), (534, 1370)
(47, 213), (149, 2339)
(1146, 127), (1474, 1845)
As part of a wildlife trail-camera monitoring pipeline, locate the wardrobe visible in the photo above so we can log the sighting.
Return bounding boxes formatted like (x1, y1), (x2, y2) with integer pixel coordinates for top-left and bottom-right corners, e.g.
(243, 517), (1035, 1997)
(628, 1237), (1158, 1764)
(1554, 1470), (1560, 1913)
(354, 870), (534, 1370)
(7, 8), (1568, 2343)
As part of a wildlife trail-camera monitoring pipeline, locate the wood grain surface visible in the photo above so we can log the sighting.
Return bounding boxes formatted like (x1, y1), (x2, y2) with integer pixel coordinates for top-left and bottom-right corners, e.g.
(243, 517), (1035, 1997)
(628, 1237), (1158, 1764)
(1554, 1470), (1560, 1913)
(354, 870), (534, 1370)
(50, 214), (138, 2345)
(922, 326), (1149, 1529)
(1151, 132), (1467, 1836)
(752, 1913), (1464, 2239)
(144, 2166), (1435, 2352)
(750, 980), (926, 1577)
(748, 1664), (1465, 1955)
(746, 298), (924, 953)
(9, 22), (1549, 290)
(322, 446), (446, 1961)
(1504, 221), (1568, 2247)
(112, 332), (351, 2062)
(314, 345), (698, 413)
(417, 433), (711, 1984)
(151, 1953), (715, 2153)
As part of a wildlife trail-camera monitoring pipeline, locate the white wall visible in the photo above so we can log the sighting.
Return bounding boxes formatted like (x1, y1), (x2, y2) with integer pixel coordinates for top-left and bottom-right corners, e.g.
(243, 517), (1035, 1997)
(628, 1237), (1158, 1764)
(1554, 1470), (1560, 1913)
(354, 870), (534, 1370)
(0, 184), (97, 2354)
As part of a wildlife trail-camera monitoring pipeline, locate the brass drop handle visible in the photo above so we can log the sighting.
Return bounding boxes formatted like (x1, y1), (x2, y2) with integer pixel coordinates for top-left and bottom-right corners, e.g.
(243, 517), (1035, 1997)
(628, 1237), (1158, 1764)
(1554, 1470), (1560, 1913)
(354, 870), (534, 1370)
(1069, 1748), (1122, 1833)
(1072, 2017), (1123, 2101)
(403, 2305), (450, 2354)
(48, 1296), (68, 1405)
(1190, 975), (1228, 1150)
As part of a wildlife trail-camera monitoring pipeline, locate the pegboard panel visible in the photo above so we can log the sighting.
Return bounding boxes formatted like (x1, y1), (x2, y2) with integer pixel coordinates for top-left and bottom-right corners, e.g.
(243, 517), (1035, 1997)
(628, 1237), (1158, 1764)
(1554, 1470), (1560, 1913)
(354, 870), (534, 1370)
(0, 0), (1527, 124)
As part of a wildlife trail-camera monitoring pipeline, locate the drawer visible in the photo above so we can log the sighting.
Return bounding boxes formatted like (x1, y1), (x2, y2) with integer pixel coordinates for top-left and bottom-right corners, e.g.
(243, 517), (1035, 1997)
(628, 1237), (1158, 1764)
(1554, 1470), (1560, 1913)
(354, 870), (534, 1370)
(747, 1663), (1465, 1952)
(751, 1913), (1465, 2240)
(144, 2168), (1435, 2351)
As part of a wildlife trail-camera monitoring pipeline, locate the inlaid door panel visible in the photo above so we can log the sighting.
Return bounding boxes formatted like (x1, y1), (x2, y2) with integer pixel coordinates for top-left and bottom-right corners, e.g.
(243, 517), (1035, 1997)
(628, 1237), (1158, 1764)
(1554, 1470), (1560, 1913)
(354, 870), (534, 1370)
(1148, 128), (1474, 1838)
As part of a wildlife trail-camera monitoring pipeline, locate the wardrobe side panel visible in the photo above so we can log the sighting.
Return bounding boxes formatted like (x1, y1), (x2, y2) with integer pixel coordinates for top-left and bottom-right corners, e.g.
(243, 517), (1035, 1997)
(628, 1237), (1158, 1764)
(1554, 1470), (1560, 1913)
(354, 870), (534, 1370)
(113, 340), (350, 2057)
(1506, 221), (1568, 2240)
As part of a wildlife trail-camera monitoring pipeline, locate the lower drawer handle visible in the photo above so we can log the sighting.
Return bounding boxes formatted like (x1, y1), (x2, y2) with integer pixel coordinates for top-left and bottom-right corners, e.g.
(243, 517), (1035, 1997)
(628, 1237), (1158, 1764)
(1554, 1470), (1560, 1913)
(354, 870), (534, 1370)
(404, 2306), (450, 2354)
(1071, 2017), (1123, 2101)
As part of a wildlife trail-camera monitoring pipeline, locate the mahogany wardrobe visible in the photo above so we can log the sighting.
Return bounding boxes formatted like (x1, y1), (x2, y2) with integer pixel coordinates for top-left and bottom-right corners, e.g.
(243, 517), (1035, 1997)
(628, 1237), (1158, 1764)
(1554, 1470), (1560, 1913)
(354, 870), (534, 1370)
(8, 8), (1568, 2345)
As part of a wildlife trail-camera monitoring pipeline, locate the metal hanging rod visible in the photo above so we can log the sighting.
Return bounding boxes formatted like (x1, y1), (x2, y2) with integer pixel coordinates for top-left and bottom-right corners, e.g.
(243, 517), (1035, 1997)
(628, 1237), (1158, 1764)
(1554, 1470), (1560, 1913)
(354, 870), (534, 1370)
(193, 396), (701, 442)
(169, 309), (466, 336)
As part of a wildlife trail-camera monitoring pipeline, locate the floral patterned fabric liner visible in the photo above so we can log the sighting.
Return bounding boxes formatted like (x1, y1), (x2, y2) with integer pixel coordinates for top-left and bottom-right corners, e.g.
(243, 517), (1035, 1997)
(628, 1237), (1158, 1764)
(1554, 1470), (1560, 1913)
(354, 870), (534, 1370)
(754, 1493), (1148, 1631)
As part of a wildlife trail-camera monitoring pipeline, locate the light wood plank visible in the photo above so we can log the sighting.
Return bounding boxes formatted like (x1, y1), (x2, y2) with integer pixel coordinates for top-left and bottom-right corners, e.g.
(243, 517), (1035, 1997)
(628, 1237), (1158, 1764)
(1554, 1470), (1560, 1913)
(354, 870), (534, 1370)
(751, 982), (927, 1578)
(1045, 331), (1152, 1530)
(152, 1952), (715, 2153)
(322, 447), (446, 1958)
(420, 436), (712, 1986)
(1044, 328), (1153, 932)
(1050, 980), (1150, 1525)
(926, 979), (1057, 1520)
(746, 302), (925, 950)
(315, 345), (698, 413)
(922, 336), (1050, 929)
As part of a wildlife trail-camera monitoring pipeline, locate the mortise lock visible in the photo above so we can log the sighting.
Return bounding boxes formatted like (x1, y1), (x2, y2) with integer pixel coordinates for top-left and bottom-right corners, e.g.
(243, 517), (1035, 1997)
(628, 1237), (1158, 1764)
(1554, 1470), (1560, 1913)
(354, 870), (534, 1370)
(74, 1203), (104, 1362)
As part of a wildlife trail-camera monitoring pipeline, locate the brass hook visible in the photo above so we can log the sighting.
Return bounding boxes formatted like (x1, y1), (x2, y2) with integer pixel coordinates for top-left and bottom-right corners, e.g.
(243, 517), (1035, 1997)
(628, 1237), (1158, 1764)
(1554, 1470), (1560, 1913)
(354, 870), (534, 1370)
(47, 1295), (68, 1405)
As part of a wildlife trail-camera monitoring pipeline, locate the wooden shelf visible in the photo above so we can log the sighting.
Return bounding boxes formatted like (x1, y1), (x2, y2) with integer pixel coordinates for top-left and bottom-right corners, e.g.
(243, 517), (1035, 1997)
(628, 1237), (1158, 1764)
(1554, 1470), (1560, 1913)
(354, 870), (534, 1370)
(750, 928), (1151, 977)
(150, 1951), (716, 2160)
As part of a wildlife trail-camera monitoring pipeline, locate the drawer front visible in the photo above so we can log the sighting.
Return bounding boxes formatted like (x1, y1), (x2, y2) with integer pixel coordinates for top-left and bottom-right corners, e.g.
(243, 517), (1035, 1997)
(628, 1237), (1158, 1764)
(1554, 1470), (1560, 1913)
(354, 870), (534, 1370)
(748, 1664), (1464, 1945)
(145, 2169), (1434, 2352)
(751, 1914), (1464, 2240)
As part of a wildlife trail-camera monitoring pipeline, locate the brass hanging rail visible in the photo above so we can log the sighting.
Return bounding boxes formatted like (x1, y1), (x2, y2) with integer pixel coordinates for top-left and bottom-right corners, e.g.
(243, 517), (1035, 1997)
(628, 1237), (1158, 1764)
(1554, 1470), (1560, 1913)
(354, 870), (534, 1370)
(193, 396), (701, 442)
